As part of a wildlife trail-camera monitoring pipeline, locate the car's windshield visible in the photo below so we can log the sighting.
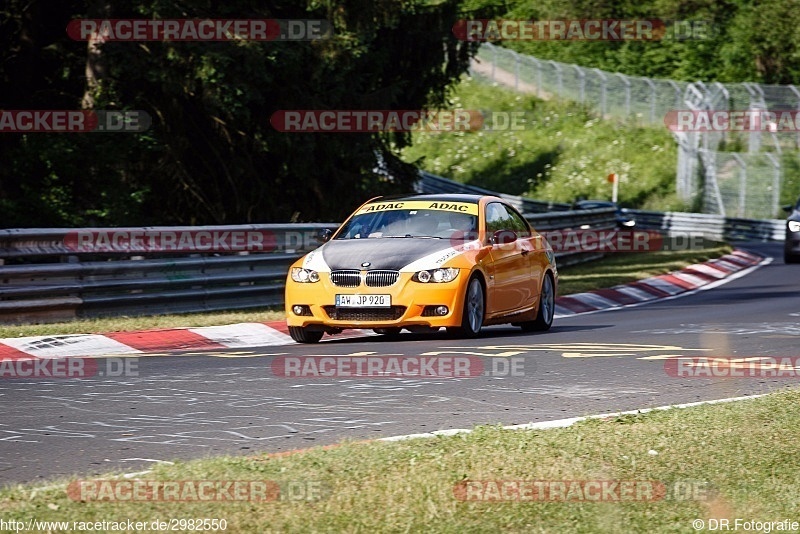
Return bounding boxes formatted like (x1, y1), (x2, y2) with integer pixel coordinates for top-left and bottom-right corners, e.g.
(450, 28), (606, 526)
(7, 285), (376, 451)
(336, 206), (478, 240)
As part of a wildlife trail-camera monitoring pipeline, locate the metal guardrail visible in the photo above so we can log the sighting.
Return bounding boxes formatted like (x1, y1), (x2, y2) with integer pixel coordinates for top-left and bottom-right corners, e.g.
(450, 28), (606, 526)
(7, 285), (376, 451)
(626, 209), (785, 241)
(417, 171), (571, 213)
(0, 224), (337, 258)
(0, 210), (616, 324)
(0, 224), (338, 323)
(0, 169), (784, 324)
(526, 207), (616, 267)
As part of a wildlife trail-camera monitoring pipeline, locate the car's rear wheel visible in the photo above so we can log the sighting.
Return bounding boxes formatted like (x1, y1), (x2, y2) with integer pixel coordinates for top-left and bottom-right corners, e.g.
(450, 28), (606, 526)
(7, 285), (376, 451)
(448, 276), (484, 338)
(785, 252), (800, 264)
(521, 273), (555, 332)
(288, 326), (324, 344)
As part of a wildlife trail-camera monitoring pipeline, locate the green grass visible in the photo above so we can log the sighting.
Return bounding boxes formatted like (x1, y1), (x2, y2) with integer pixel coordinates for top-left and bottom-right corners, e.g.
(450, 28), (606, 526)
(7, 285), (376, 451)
(402, 76), (684, 211)
(557, 242), (733, 295)
(0, 245), (733, 339)
(0, 309), (285, 339)
(3, 389), (799, 533)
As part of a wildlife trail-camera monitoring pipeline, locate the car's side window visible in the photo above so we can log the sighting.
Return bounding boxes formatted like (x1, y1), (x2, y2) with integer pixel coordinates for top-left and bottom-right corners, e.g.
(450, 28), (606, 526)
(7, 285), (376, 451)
(504, 206), (530, 236)
(485, 202), (512, 234)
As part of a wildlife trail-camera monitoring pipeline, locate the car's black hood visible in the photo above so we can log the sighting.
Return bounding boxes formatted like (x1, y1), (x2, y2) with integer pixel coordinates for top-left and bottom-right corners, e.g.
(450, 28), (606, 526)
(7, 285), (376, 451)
(321, 238), (453, 270)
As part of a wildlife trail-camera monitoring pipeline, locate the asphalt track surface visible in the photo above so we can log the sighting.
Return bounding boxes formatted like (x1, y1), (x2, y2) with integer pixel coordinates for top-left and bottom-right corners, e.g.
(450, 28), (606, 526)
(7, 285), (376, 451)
(1, 242), (796, 485)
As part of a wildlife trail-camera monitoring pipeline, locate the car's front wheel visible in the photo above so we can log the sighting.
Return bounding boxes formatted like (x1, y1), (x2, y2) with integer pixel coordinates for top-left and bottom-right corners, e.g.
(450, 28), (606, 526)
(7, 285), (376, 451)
(521, 273), (555, 332)
(785, 252), (800, 264)
(448, 276), (484, 338)
(288, 326), (324, 344)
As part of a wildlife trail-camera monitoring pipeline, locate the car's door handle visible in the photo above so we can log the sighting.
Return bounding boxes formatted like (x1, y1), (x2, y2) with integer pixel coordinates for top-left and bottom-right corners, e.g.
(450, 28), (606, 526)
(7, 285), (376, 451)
(521, 249), (530, 256)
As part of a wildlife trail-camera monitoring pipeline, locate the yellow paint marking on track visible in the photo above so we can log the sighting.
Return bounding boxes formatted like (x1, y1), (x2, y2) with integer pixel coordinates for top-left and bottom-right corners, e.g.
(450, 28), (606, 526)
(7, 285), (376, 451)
(430, 343), (713, 359)
(79, 353), (144, 358)
(212, 352), (288, 358)
(346, 352), (404, 357)
(474, 343), (711, 352)
(562, 352), (636, 358)
(420, 350), (527, 358)
(637, 355), (696, 360)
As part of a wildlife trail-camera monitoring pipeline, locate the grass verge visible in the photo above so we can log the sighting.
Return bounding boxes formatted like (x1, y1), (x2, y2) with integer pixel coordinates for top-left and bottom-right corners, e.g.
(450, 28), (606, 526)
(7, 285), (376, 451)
(557, 242), (733, 295)
(2, 390), (798, 533)
(0, 309), (286, 339)
(402, 76), (682, 211)
(0, 244), (733, 339)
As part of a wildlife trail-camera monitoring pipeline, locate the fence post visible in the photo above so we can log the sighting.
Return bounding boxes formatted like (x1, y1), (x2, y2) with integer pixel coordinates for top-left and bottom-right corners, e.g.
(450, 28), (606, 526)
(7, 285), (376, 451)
(548, 60), (563, 95)
(528, 57), (542, 98)
(491, 43), (497, 83)
(699, 148), (726, 216)
(592, 68), (607, 116)
(788, 84), (800, 149)
(668, 80), (681, 109)
(574, 65), (585, 103)
(641, 77), (656, 123)
(732, 154), (746, 217)
(743, 82), (767, 154)
(765, 152), (781, 219)
(615, 73), (631, 116)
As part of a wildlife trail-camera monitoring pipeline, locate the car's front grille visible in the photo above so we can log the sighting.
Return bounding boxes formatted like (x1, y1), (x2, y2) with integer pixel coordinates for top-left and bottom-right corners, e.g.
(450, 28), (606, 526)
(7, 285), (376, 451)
(322, 306), (406, 321)
(330, 270), (400, 287)
(365, 270), (399, 287)
(330, 270), (361, 287)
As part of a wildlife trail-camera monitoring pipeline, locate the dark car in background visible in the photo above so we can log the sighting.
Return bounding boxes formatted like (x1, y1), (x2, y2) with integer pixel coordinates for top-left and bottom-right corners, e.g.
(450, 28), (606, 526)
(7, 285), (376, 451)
(784, 196), (800, 264)
(572, 200), (636, 228)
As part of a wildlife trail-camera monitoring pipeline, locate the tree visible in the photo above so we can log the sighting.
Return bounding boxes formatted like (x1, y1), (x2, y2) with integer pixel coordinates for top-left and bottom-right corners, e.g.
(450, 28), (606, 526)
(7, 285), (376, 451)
(1, 0), (486, 226)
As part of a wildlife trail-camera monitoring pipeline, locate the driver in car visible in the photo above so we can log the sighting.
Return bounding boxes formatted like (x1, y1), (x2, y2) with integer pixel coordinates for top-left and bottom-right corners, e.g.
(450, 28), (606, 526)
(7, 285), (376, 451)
(446, 211), (477, 240)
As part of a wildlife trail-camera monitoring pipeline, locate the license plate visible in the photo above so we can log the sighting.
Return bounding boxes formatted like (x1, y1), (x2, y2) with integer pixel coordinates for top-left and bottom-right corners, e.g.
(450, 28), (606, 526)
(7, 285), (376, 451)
(335, 294), (391, 308)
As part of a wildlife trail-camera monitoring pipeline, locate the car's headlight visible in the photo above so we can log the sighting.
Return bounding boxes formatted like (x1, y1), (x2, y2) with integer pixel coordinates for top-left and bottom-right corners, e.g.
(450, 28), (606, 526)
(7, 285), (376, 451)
(291, 267), (320, 283)
(789, 221), (800, 233)
(413, 268), (459, 283)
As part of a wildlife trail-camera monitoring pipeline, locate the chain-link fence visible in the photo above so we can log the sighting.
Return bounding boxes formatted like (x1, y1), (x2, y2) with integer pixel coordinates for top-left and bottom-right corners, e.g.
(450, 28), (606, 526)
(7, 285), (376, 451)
(472, 43), (800, 219)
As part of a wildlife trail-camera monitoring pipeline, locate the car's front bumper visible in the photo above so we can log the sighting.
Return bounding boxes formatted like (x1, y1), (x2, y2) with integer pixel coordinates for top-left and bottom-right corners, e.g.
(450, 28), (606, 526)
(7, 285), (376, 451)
(285, 271), (468, 331)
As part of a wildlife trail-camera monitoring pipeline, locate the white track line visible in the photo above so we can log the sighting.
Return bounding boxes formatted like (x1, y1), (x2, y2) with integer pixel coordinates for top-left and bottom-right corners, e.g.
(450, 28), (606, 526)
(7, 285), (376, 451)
(553, 256), (771, 319)
(379, 394), (767, 442)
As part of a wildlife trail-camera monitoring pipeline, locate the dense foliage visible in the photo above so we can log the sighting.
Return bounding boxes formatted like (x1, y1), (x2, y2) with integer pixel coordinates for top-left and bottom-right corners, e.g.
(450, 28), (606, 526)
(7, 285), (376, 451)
(403, 78), (680, 210)
(0, 1), (487, 226)
(498, 0), (800, 84)
(3, 0), (799, 227)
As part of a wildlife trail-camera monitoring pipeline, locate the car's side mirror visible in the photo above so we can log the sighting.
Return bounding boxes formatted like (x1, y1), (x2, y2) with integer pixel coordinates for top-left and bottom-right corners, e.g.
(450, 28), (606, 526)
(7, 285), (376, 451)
(783, 204), (794, 214)
(317, 228), (333, 243)
(491, 229), (517, 245)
